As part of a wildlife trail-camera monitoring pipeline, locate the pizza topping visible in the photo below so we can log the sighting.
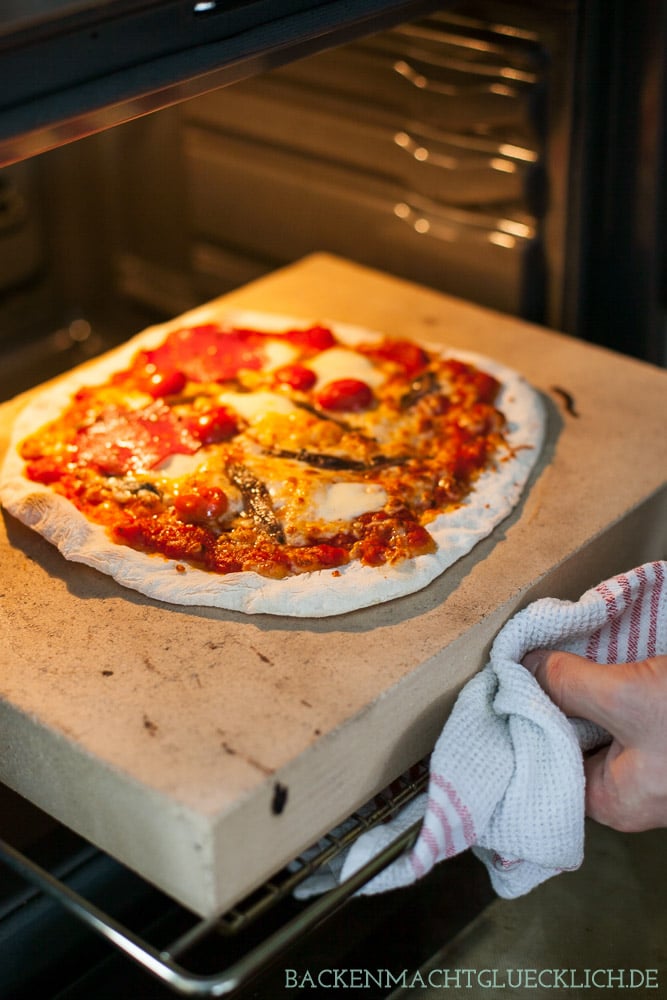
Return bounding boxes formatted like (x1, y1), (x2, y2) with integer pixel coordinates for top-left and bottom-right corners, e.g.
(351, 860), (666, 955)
(314, 482), (387, 523)
(130, 365), (188, 398)
(183, 405), (238, 445)
(399, 370), (441, 409)
(352, 510), (436, 566)
(173, 485), (229, 528)
(141, 325), (268, 383)
(271, 447), (371, 472)
(227, 463), (286, 544)
(363, 339), (430, 377)
(308, 347), (385, 389)
(73, 401), (200, 476)
(284, 325), (336, 352)
(114, 517), (211, 565)
(316, 378), (374, 413)
(217, 390), (299, 423)
(259, 339), (301, 371)
(273, 364), (317, 392)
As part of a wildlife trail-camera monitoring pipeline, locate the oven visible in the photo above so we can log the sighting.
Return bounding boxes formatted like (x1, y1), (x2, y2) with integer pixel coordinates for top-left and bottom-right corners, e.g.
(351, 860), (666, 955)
(0, 2), (665, 998)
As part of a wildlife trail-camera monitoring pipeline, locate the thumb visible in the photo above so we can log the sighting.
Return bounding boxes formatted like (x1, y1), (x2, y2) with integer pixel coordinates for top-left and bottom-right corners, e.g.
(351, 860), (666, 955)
(522, 649), (635, 742)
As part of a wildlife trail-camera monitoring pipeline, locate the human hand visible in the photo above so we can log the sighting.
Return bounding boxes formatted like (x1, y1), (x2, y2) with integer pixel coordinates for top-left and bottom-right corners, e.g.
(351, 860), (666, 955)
(522, 650), (667, 833)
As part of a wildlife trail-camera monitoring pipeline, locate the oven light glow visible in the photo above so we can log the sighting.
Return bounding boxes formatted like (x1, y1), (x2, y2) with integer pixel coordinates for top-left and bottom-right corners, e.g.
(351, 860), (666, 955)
(498, 142), (538, 163)
(69, 319), (91, 342)
(498, 218), (534, 238)
(394, 132), (432, 164)
(489, 231), (516, 248)
(491, 157), (517, 174)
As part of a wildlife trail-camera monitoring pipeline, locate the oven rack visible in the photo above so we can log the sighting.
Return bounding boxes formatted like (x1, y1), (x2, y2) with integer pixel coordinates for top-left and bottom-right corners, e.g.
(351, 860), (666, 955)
(0, 760), (430, 997)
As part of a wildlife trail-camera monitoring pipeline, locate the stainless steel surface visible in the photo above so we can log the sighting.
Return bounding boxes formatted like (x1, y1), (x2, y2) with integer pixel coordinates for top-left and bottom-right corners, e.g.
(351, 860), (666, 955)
(0, 0), (444, 167)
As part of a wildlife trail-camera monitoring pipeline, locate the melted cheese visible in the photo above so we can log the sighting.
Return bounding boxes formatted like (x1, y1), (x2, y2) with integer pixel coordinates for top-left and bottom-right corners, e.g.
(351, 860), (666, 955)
(312, 481), (387, 523)
(217, 390), (299, 422)
(308, 348), (385, 389)
(262, 339), (300, 370)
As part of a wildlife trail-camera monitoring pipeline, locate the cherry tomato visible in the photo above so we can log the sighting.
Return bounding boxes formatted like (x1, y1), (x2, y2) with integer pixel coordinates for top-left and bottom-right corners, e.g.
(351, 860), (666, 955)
(141, 369), (187, 397)
(173, 486), (228, 525)
(372, 340), (429, 376)
(186, 406), (238, 444)
(286, 325), (336, 352)
(25, 457), (63, 485)
(470, 371), (500, 404)
(273, 363), (317, 392)
(316, 378), (374, 412)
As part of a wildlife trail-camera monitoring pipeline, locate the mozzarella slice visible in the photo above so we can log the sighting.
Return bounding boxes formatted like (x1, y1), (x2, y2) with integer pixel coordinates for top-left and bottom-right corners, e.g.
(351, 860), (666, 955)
(312, 482), (387, 523)
(261, 339), (300, 371)
(217, 390), (300, 422)
(308, 348), (385, 389)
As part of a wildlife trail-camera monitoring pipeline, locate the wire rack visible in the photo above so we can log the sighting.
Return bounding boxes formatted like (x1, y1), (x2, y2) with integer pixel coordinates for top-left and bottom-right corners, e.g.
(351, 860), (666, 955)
(0, 760), (430, 997)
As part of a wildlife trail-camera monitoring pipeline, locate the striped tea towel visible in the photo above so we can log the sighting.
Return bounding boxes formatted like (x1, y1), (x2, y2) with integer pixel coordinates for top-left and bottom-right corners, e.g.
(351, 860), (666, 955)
(297, 561), (667, 900)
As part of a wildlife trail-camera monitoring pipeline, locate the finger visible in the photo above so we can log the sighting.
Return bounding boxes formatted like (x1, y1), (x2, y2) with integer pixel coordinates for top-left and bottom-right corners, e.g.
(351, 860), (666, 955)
(583, 745), (627, 830)
(583, 745), (660, 833)
(522, 649), (639, 741)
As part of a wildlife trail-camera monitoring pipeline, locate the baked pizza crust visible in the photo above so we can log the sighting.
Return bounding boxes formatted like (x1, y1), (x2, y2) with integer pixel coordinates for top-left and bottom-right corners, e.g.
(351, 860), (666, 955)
(0, 309), (545, 617)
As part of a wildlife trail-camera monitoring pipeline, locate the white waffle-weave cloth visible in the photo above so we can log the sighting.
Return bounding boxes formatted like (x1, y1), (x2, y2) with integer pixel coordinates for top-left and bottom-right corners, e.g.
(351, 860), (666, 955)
(297, 560), (667, 900)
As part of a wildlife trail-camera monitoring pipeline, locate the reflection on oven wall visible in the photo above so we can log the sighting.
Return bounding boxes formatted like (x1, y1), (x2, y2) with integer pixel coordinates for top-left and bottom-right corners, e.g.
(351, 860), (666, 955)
(181, 12), (548, 319)
(122, 5), (555, 324)
(0, 0), (664, 402)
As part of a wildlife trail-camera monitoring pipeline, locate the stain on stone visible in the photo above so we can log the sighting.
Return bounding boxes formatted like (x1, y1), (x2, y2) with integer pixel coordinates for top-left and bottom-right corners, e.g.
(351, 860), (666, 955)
(550, 385), (580, 418)
(271, 782), (289, 815)
(250, 645), (272, 665)
(101, 669), (114, 677)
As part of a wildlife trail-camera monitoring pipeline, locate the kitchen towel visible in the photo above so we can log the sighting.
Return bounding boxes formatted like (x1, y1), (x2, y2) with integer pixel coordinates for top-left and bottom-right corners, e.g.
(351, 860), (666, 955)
(298, 561), (667, 900)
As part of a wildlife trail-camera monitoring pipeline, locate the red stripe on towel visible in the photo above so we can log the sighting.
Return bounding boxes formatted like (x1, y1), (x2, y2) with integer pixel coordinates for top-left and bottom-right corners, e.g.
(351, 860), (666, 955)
(427, 796), (456, 859)
(648, 562), (664, 657)
(627, 565), (647, 661)
(433, 774), (476, 845)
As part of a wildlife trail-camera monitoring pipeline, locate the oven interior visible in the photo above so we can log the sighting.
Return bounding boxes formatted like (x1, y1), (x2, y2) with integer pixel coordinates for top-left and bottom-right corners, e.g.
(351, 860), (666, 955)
(1, 0), (663, 411)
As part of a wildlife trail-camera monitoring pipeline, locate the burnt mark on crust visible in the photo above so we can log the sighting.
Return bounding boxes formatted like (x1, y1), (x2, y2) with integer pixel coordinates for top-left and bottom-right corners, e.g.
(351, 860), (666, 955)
(550, 386), (579, 418)
(271, 782), (289, 815)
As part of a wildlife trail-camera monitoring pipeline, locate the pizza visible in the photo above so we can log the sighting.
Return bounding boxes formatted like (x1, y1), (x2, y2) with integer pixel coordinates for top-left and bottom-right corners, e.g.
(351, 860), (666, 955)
(0, 308), (544, 617)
